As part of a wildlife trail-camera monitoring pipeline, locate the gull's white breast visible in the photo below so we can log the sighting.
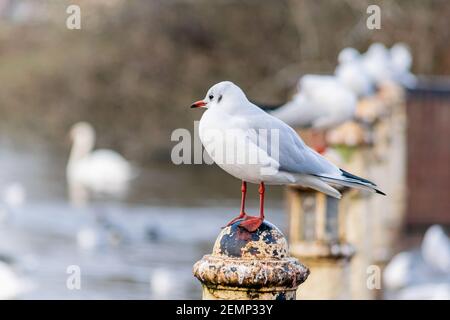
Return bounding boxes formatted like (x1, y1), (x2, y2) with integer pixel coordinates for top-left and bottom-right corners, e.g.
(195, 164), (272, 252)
(198, 109), (294, 185)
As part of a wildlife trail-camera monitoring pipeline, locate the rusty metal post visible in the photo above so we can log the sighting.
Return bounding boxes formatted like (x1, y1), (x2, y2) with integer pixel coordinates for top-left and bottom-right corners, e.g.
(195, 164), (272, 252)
(193, 221), (309, 300)
(287, 185), (354, 299)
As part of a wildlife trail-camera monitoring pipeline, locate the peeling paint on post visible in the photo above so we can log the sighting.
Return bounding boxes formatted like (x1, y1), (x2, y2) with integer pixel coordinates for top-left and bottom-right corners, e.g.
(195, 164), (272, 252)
(193, 220), (309, 300)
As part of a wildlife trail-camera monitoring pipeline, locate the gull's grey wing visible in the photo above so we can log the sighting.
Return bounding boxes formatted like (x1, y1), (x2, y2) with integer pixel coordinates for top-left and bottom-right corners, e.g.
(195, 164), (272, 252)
(242, 110), (340, 176)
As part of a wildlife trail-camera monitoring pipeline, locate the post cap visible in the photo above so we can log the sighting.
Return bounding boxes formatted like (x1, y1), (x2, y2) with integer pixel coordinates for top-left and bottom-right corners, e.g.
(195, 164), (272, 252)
(212, 220), (288, 259)
(193, 220), (309, 291)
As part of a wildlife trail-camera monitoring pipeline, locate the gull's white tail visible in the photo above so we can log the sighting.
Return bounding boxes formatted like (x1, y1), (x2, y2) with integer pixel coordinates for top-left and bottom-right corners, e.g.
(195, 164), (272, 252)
(293, 174), (342, 199)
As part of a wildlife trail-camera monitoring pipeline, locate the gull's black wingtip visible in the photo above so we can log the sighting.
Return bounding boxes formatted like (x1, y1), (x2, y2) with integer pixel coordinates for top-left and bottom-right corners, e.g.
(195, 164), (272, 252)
(376, 189), (387, 196)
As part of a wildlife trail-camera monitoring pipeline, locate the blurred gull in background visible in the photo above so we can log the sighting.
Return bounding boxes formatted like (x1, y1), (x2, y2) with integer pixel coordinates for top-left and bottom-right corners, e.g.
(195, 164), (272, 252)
(149, 268), (175, 299)
(360, 42), (416, 88)
(335, 47), (375, 98)
(421, 225), (450, 274)
(271, 75), (357, 129)
(384, 225), (450, 300)
(361, 42), (394, 86)
(390, 43), (417, 88)
(0, 182), (26, 224)
(0, 260), (30, 299)
(67, 122), (136, 206)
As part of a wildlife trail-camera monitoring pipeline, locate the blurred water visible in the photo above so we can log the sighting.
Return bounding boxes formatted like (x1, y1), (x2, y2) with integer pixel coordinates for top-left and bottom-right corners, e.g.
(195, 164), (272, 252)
(0, 137), (286, 299)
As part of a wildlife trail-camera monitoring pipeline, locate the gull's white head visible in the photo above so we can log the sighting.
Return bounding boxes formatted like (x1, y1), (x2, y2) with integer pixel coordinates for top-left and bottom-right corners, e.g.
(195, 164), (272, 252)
(390, 42), (413, 72)
(338, 47), (360, 64)
(190, 81), (247, 111)
(70, 121), (96, 152)
(366, 42), (389, 58)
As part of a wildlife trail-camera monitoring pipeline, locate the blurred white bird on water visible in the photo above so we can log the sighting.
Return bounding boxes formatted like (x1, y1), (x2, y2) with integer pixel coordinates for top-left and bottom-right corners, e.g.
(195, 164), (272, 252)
(67, 122), (137, 206)
(421, 225), (450, 274)
(0, 182), (26, 224)
(0, 261), (31, 299)
(383, 225), (450, 300)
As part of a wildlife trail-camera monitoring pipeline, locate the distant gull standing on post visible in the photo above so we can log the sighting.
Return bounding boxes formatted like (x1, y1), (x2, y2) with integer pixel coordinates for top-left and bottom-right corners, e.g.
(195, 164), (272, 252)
(389, 43), (417, 88)
(270, 75), (357, 129)
(191, 81), (384, 232)
(361, 42), (394, 86)
(335, 47), (375, 97)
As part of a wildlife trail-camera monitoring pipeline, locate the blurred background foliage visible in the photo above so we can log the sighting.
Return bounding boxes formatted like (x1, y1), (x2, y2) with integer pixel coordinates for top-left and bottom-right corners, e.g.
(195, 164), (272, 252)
(0, 0), (449, 164)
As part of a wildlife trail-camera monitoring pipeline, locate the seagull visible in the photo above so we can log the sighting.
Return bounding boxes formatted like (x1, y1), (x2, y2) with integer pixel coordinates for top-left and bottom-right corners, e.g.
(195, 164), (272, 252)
(335, 47), (375, 97)
(0, 261), (28, 299)
(191, 81), (385, 232)
(361, 43), (394, 86)
(421, 225), (450, 274)
(67, 122), (136, 206)
(270, 75), (357, 129)
(390, 43), (417, 88)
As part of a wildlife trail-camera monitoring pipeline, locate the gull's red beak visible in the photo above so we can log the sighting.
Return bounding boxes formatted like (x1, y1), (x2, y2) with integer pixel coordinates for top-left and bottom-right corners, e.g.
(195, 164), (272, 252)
(190, 100), (206, 109)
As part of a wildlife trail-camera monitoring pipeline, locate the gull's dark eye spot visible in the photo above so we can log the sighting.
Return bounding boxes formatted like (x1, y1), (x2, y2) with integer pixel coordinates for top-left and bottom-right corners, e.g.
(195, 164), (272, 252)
(209, 95), (214, 100)
(218, 95), (223, 102)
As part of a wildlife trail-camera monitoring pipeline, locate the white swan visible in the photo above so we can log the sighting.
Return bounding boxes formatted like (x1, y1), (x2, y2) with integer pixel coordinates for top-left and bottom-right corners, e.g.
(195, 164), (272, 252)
(67, 122), (135, 206)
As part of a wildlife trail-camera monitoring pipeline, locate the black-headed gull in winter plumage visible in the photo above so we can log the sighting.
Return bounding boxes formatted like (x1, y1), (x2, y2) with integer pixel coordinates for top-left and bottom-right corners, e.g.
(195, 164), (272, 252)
(191, 81), (385, 232)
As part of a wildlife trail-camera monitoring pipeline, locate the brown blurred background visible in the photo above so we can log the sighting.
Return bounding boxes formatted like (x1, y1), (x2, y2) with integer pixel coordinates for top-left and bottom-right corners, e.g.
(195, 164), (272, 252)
(0, 0), (448, 223)
(0, 0), (448, 300)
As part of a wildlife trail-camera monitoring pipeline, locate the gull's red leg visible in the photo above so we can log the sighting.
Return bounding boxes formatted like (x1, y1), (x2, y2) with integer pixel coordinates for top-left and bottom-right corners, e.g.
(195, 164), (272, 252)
(259, 182), (265, 221)
(225, 181), (248, 226)
(238, 182), (265, 232)
(240, 181), (247, 215)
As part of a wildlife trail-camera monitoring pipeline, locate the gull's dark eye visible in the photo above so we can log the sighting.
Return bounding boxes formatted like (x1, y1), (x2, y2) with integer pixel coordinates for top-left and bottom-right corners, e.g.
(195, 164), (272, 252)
(209, 95), (214, 100)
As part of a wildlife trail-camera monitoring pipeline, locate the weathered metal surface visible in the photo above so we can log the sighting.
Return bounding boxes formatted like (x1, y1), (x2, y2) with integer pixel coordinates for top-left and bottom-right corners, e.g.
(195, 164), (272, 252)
(212, 221), (288, 259)
(193, 220), (309, 300)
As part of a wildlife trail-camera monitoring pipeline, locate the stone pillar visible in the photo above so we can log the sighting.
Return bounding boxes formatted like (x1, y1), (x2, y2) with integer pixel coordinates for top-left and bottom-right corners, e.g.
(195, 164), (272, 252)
(326, 120), (377, 300)
(193, 221), (309, 300)
(369, 82), (407, 267)
(287, 187), (354, 299)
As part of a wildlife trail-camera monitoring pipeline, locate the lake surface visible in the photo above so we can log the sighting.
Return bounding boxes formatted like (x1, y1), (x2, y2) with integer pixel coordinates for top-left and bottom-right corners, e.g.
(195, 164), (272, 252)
(0, 136), (286, 299)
